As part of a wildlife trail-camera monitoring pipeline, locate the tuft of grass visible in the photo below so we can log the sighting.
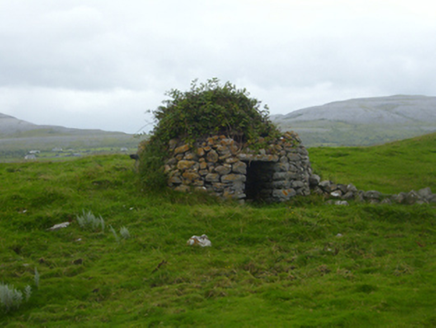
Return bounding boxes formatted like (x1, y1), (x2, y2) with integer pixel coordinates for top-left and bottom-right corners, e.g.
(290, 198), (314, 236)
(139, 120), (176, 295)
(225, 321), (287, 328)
(34, 267), (40, 289)
(120, 226), (130, 239)
(0, 283), (29, 312)
(76, 210), (105, 232)
(110, 225), (120, 243)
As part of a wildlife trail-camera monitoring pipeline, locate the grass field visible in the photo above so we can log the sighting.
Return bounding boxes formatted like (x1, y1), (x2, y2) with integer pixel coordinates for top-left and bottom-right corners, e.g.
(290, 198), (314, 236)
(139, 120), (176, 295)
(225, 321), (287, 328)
(1, 134), (436, 327)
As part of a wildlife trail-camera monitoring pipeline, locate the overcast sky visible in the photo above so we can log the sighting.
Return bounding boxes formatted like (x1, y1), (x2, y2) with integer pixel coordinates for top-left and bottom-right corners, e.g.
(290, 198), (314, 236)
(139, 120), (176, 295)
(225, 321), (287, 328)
(1, 0), (435, 134)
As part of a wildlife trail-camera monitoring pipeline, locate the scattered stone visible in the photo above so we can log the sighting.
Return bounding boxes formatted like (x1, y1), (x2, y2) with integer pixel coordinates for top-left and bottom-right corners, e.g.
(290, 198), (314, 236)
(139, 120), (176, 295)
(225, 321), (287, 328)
(364, 190), (381, 200)
(187, 234), (212, 247)
(47, 221), (71, 231)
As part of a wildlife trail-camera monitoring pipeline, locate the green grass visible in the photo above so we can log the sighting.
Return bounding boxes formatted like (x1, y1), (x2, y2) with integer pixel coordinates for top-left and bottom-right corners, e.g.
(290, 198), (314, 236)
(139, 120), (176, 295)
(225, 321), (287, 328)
(309, 132), (436, 194)
(1, 135), (436, 327)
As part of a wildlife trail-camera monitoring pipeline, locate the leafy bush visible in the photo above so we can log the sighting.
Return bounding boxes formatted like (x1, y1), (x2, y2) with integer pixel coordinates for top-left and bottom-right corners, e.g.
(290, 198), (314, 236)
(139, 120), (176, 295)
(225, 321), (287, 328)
(137, 139), (168, 190)
(150, 78), (280, 145)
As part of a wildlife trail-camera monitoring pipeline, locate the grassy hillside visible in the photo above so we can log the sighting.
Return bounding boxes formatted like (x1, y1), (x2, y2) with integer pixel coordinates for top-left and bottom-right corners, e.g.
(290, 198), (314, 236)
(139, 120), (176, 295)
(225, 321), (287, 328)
(1, 136), (436, 327)
(309, 132), (436, 194)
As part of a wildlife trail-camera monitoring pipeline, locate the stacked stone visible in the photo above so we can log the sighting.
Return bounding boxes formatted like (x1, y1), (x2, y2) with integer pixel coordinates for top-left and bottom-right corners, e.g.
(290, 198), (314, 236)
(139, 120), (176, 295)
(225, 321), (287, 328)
(310, 177), (436, 205)
(164, 131), (312, 203)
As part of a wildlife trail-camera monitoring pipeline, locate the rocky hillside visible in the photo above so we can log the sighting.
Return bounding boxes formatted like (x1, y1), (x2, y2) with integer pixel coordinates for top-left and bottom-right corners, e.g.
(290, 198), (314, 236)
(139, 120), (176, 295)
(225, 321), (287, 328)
(271, 95), (436, 147)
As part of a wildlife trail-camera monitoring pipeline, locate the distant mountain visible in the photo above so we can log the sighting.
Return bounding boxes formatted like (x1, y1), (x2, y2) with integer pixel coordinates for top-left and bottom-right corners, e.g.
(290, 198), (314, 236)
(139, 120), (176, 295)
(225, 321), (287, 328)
(0, 112), (125, 136)
(0, 113), (139, 162)
(271, 95), (436, 147)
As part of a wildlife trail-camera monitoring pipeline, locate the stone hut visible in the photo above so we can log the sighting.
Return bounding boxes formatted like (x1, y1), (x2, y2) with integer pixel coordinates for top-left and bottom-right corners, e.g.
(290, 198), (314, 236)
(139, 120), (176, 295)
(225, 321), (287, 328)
(164, 131), (313, 203)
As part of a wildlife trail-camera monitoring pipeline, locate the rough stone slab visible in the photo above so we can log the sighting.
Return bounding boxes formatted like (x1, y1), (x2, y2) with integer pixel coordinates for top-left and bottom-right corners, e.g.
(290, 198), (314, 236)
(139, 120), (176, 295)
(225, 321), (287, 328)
(177, 160), (196, 170)
(225, 156), (240, 164)
(287, 153), (300, 161)
(214, 165), (232, 175)
(237, 154), (279, 162)
(232, 161), (247, 174)
(168, 176), (182, 184)
(182, 171), (200, 181)
(309, 174), (320, 187)
(418, 187), (432, 199)
(174, 185), (190, 192)
(206, 149), (219, 163)
(174, 144), (190, 154)
(364, 190), (381, 199)
(272, 188), (296, 199)
(205, 173), (220, 182)
(221, 174), (246, 183)
(292, 181), (305, 189)
(197, 148), (205, 157)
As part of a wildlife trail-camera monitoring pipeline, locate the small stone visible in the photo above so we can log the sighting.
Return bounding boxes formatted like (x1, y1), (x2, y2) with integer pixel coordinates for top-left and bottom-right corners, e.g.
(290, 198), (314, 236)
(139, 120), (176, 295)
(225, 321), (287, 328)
(197, 148), (205, 157)
(175, 185), (190, 192)
(309, 174), (321, 187)
(182, 172), (200, 181)
(168, 176), (182, 184)
(174, 144), (190, 155)
(221, 174), (246, 183)
(207, 149), (219, 163)
(199, 161), (208, 170)
(214, 165), (232, 175)
(184, 152), (197, 160)
(364, 190), (381, 200)
(177, 160), (196, 170)
(205, 173), (220, 182)
(225, 156), (240, 164)
(232, 161), (247, 174)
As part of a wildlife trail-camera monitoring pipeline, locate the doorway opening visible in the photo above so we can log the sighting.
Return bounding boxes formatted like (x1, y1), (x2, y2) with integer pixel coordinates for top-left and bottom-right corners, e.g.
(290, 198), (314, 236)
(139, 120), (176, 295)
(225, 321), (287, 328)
(244, 161), (276, 201)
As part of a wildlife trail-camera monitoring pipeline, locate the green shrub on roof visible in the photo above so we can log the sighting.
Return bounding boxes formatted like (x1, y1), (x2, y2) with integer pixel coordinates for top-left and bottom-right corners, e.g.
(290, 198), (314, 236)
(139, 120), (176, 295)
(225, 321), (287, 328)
(150, 78), (280, 145)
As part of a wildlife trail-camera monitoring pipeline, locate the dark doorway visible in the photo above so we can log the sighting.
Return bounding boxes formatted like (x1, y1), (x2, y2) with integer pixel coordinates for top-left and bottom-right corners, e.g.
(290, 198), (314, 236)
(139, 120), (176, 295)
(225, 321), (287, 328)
(244, 161), (275, 201)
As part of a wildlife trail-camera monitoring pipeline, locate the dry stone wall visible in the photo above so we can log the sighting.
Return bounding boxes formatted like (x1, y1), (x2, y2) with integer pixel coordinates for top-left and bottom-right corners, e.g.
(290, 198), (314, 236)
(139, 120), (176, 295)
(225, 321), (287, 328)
(310, 176), (436, 205)
(164, 131), (313, 203)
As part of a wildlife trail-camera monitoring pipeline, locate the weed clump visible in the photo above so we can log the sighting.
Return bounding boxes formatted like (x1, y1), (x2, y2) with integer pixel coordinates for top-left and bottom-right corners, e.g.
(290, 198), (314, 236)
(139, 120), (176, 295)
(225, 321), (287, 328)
(110, 225), (120, 243)
(0, 283), (31, 313)
(34, 267), (40, 289)
(77, 210), (105, 232)
(120, 226), (130, 239)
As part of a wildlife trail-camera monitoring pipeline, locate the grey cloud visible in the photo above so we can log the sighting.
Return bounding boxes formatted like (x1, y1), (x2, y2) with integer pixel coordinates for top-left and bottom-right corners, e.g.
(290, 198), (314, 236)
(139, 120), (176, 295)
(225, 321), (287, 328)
(0, 0), (435, 133)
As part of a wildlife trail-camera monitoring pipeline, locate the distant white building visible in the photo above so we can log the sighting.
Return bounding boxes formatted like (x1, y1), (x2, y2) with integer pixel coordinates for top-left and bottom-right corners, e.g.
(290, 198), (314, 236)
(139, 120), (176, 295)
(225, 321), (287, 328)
(120, 147), (128, 152)
(24, 154), (36, 160)
(29, 150), (40, 154)
(52, 147), (63, 152)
